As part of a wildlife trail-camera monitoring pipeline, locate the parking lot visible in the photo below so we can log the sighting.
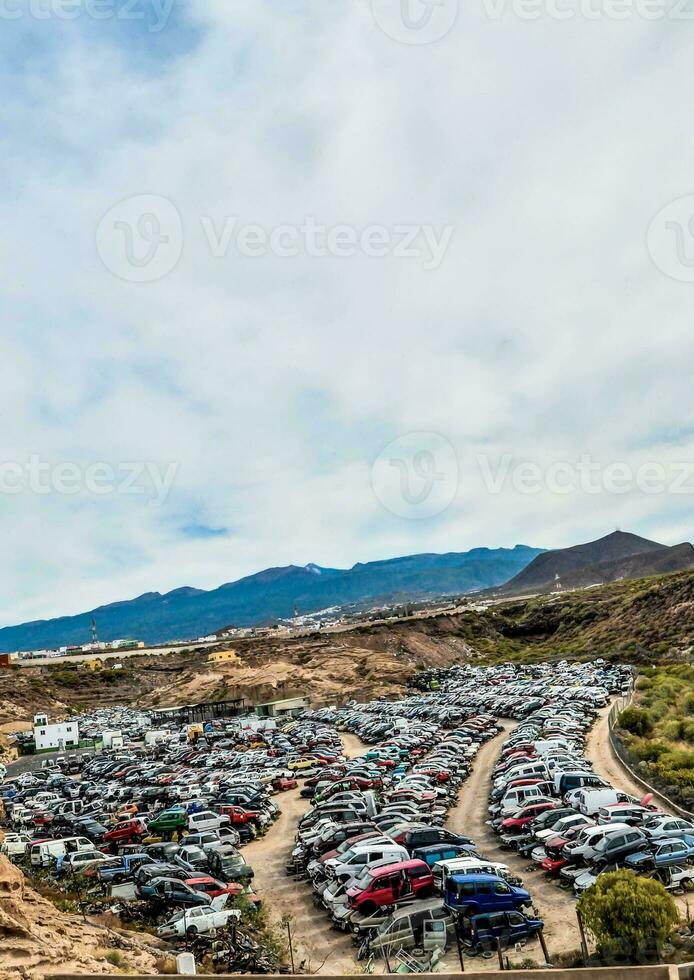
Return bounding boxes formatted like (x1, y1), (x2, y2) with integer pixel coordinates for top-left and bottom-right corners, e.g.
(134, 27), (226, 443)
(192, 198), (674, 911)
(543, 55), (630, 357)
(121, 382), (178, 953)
(1, 659), (692, 973)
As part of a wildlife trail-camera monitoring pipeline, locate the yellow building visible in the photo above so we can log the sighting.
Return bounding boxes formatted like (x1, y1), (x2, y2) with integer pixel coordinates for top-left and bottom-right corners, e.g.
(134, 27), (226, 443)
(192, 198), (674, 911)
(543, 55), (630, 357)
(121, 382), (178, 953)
(207, 649), (239, 664)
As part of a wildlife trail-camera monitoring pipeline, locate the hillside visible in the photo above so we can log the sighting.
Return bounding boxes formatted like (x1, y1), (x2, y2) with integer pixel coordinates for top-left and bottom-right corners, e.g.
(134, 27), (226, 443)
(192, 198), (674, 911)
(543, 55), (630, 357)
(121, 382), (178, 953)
(3, 567), (693, 726)
(500, 530), (694, 594)
(0, 853), (160, 977)
(0, 545), (542, 651)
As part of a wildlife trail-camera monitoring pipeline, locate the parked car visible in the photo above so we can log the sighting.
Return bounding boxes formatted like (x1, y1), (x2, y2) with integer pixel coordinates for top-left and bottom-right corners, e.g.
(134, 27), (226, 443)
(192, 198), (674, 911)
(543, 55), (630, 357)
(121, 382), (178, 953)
(157, 903), (241, 938)
(444, 874), (532, 915)
(624, 835), (694, 871)
(346, 860), (434, 914)
(459, 910), (544, 953)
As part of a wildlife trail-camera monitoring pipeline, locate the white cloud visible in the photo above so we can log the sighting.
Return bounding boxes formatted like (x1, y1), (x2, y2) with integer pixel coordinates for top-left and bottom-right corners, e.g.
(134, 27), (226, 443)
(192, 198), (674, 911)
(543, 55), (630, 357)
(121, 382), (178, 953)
(0, 0), (692, 625)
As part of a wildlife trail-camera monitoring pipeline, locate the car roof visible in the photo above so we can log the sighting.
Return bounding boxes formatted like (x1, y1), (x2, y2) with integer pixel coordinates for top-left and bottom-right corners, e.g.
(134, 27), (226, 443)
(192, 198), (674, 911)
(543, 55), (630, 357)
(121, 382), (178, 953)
(369, 859), (429, 878)
(449, 873), (504, 883)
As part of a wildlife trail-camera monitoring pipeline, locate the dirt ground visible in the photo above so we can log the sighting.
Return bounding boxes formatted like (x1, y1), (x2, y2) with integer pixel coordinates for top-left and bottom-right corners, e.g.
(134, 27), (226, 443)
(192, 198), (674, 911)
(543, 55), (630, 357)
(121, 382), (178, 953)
(243, 733), (368, 974)
(446, 721), (580, 968)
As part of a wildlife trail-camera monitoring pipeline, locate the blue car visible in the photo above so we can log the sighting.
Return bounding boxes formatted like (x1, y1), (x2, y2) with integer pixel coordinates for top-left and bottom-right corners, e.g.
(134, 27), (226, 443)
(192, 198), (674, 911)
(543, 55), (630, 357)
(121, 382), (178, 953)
(97, 853), (152, 882)
(460, 910), (544, 952)
(624, 835), (694, 871)
(444, 874), (532, 915)
(412, 843), (477, 867)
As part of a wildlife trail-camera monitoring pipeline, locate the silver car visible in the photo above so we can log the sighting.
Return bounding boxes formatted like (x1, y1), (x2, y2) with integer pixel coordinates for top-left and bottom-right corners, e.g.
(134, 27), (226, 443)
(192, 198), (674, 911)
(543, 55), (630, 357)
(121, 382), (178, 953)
(643, 816), (694, 840)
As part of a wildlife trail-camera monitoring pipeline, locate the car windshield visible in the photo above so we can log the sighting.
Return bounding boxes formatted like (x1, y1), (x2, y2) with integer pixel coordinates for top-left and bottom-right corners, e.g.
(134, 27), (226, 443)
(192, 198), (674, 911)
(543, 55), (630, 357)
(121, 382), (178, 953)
(353, 867), (373, 889)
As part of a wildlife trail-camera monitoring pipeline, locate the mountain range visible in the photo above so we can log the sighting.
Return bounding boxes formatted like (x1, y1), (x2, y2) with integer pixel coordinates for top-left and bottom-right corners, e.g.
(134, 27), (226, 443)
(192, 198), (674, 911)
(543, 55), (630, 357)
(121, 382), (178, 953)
(500, 530), (694, 594)
(4, 530), (693, 653)
(0, 545), (543, 651)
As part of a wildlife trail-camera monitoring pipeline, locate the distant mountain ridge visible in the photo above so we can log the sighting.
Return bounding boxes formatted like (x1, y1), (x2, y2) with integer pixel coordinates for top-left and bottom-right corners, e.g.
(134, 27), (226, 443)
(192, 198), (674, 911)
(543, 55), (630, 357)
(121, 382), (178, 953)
(500, 531), (694, 594)
(0, 545), (543, 651)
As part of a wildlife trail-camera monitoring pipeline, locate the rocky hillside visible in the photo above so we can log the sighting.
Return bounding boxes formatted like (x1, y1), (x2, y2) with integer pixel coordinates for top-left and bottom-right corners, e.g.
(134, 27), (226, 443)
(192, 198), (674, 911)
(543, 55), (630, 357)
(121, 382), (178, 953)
(2, 568), (693, 725)
(0, 851), (161, 977)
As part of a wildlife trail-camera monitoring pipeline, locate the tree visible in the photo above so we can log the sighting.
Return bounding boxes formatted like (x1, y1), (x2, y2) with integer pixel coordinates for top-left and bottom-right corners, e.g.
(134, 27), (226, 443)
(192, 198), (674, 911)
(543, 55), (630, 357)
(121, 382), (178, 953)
(577, 870), (678, 962)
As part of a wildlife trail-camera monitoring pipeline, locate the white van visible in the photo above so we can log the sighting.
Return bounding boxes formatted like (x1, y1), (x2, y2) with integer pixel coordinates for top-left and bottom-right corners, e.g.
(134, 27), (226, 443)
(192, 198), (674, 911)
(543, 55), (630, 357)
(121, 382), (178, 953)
(553, 770), (607, 797)
(0, 833), (32, 858)
(11, 805), (33, 827)
(432, 857), (511, 892)
(187, 810), (230, 833)
(30, 837), (94, 867)
(577, 788), (630, 816)
(494, 762), (548, 788)
(324, 843), (408, 882)
(533, 739), (575, 755)
(496, 785), (547, 816)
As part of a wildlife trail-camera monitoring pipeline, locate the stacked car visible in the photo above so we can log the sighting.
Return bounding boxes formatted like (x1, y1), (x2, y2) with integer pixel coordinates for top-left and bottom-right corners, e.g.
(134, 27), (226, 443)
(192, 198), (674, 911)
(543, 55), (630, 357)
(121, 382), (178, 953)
(0, 713), (344, 939)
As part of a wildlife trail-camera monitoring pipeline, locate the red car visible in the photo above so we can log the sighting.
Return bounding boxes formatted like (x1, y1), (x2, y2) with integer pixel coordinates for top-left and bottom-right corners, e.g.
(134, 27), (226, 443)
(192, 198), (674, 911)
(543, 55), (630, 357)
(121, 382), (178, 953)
(185, 875), (260, 903)
(541, 839), (570, 874)
(346, 860), (434, 914)
(103, 818), (147, 846)
(272, 777), (298, 792)
(217, 804), (263, 826)
(499, 802), (557, 833)
(31, 810), (55, 828)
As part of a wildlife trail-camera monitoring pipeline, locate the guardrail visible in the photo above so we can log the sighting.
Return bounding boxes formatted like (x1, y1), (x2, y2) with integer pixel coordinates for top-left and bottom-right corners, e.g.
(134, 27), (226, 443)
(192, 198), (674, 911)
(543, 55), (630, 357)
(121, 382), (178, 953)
(607, 693), (693, 820)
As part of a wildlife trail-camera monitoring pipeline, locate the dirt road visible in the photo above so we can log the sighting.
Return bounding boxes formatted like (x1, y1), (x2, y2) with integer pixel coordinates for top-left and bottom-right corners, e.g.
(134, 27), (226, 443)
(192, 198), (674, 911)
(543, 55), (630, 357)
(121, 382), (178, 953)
(243, 733), (366, 974)
(447, 722), (581, 965)
(584, 703), (677, 811)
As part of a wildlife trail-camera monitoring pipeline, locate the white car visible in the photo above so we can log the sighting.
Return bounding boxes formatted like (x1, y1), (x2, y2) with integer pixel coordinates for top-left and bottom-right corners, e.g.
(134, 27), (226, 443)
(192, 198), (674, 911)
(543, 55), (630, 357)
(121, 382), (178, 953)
(64, 850), (111, 873)
(662, 865), (694, 891)
(157, 903), (240, 938)
(0, 833), (32, 858)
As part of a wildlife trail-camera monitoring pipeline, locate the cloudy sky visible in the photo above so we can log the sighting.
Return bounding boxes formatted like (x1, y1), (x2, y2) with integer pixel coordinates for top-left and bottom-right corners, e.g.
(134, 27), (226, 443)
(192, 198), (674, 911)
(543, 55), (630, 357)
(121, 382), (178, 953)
(1, 0), (693, 626)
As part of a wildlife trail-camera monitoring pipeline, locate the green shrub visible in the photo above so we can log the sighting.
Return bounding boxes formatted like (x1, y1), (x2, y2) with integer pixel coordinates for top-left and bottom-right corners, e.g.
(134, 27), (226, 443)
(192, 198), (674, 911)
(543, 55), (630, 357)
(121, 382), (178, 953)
(619, 706), (654, 737)
(103, 950), (124, 967)
(577, 871), (678, 960)
(662, 719), (684, 741)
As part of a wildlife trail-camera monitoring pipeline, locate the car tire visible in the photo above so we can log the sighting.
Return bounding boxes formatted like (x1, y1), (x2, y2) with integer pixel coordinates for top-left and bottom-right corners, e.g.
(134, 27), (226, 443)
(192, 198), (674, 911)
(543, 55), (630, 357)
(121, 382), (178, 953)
(187, 925), (198, 936)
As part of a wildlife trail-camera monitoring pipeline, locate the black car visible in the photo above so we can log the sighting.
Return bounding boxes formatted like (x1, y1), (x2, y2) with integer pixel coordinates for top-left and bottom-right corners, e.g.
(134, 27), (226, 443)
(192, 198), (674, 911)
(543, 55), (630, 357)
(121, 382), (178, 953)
(401, 828), (473, 853)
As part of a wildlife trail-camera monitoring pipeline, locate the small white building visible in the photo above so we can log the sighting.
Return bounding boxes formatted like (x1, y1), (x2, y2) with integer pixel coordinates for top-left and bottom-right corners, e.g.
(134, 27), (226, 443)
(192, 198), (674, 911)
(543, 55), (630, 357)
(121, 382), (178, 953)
(33, 714), (79, 752)
(102, 730), (124, 750)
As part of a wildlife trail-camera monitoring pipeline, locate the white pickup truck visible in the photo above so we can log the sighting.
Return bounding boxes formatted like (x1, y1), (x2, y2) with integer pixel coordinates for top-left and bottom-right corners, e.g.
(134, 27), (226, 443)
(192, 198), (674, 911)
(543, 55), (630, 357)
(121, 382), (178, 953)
(0, 833), (32, 858)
